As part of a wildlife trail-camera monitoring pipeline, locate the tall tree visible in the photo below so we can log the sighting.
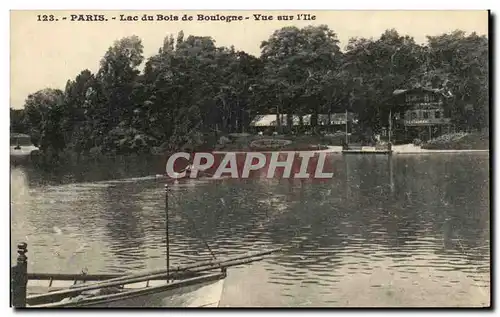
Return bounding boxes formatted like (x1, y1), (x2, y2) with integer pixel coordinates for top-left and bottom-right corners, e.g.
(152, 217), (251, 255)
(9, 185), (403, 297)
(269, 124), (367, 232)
(23, 88), (65, 153)
(12, 27), (488, 159)
(10, 108), (26, 134)
(97, 36), (144, 129)
(425, 30), (488, 130)
(260, 25), (343, 132)
(60, 69), (95, 150)
(343, 29), (425, 131)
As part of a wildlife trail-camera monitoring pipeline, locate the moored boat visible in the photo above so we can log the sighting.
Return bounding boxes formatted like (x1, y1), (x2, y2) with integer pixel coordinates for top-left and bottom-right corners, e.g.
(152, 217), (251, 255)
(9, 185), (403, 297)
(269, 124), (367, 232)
(13, 245), (275, 308)
(11, 184), (280, 308)
(342, 143), (393, 155)
(10, 133), (39, 164)
(26, 271), (227, 308)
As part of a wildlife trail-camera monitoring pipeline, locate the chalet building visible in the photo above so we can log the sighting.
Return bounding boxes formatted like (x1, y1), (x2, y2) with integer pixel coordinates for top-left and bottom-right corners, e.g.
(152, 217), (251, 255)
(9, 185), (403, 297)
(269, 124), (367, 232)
(250, 113), (358, 133)
(390, 87), (453, 141)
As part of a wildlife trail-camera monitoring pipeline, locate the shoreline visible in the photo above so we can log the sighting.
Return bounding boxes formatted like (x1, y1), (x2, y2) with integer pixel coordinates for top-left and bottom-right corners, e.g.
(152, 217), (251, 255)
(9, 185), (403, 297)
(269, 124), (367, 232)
(213, 144), (489, 155)
(391, 144), (489, 154)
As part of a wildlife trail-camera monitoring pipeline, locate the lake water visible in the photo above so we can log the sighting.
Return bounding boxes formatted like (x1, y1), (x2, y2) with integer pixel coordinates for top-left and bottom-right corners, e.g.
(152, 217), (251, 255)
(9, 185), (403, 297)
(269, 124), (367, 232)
(10, 153), (490, 307)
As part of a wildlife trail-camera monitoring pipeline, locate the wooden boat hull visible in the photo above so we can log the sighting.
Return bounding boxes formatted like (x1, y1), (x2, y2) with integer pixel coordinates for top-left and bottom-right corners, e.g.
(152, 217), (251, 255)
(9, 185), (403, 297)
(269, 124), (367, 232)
(12, 245), (279, 308)
(86, 277), (225, 308)
(27, 272), (226, 308)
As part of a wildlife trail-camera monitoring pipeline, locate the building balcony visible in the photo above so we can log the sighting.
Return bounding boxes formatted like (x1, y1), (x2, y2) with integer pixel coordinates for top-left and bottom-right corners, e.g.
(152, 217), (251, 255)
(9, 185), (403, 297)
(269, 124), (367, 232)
(402, 118), (451, 126)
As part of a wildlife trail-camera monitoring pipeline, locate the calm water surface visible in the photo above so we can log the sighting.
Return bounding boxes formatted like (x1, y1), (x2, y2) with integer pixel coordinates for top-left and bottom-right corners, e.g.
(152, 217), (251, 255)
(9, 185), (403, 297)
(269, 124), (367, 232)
(11, 154), (490, 307)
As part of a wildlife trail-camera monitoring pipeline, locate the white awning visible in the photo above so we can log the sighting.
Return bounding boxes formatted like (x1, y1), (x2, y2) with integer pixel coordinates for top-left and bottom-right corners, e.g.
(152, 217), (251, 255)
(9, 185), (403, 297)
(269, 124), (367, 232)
(250, 113), (358, 127)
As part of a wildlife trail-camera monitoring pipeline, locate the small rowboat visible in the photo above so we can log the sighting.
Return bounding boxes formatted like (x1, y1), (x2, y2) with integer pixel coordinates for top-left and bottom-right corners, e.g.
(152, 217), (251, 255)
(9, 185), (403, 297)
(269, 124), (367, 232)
(26, 273), (225, 308)
(26, 271), (226, 308)
(13, 245), (277, 308)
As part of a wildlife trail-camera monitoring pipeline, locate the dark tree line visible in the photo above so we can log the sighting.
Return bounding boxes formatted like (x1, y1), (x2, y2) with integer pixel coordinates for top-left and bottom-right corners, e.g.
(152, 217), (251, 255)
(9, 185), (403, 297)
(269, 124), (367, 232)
(10, 26), (488, 157)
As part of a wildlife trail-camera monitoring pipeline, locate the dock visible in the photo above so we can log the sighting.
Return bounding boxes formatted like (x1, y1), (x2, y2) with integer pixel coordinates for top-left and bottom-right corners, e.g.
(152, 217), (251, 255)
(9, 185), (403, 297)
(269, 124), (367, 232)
(342, 145), (393, 155)
(342, 150), (393, 154)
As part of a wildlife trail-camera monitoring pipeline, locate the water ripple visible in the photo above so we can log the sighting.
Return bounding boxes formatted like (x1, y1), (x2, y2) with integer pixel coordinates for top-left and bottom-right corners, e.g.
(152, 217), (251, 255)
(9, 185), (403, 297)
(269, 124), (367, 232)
(11, 155), (490, 307)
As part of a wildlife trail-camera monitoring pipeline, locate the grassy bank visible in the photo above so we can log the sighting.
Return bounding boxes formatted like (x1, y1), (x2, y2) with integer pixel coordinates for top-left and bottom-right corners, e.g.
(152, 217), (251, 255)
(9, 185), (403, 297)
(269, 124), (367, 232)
(421, 132), (489, 150)
(213, 134), (347, 152)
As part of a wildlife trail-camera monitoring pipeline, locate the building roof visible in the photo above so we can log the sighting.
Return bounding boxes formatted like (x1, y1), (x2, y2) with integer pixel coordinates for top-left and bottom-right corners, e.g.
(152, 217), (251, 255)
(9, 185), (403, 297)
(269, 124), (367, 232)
(250, 114), (308, 127)
(393, 87), (453, 98)
(250, 115), (281, 127)
(10, 133), (31, 138)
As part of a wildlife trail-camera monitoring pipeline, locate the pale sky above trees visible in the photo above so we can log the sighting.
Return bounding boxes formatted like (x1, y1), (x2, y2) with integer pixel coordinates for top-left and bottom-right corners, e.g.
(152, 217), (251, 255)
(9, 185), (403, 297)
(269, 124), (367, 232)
(10, 10), (488, 109)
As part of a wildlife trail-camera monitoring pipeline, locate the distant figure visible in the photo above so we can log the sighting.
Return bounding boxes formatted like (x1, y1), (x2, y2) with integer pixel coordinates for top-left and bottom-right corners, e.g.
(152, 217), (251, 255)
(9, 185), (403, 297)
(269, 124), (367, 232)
(184, 161), (194, 175)
(342, 140), (348, 151)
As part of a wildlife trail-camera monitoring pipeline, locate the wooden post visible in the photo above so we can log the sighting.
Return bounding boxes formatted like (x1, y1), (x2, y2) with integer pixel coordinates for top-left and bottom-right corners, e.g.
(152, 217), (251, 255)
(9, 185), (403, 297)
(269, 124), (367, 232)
(389, 155), (394, 192)
(165, 184), (170, 283)
(388, 110), (392, 144)
(345, 109), (348, 145)
(12, 242), (28, 308)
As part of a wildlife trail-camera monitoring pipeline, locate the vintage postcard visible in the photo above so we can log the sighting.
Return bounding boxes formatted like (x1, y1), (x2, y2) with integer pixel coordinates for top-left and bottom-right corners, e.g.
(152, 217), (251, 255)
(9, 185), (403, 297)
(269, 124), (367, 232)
(10, 10), (490, 308)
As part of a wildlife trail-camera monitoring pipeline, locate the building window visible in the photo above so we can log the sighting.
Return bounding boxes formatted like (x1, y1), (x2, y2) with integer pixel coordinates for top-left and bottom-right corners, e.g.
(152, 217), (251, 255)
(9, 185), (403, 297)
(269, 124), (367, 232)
(435, 111), (441, 119)
(411, 111), (417, 120)
(424, 95), (430, 102)
(423, 112), (429, 119)
(406, 94), (419, 103)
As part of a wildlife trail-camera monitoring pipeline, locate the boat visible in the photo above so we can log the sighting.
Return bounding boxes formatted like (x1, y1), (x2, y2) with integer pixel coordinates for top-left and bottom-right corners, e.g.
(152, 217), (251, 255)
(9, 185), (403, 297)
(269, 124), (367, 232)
(25, 271), (227, 308)
(342, 144), (393, 155)
(11, 184), (280, 308)
(163, 165), (217, 182)
(16, 249), (276, 308)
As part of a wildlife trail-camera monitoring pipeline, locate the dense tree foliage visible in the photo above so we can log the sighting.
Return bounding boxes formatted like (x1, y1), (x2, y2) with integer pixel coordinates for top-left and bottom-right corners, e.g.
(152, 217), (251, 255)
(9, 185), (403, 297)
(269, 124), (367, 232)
(10, 26), (489, 158)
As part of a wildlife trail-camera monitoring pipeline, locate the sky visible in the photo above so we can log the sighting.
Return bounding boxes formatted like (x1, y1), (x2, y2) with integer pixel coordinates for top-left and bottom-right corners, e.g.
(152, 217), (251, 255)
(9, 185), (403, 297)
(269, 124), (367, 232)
(10, 10), (488, 109)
